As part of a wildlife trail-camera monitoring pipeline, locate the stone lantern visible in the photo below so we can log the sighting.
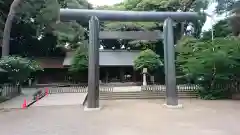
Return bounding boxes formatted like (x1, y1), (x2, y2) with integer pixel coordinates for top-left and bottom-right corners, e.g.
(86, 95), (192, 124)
(142, 68), (148, 86)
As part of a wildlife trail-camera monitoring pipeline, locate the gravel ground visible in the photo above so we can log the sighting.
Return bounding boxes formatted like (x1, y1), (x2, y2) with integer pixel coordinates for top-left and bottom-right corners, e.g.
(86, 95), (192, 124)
(0, 99), (240, 135)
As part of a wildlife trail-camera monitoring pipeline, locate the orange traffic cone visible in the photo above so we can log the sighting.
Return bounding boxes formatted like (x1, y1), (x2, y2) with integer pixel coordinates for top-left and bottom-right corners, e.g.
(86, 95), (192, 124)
(45, 87), (49, 96)
(22, 98), (27, 109)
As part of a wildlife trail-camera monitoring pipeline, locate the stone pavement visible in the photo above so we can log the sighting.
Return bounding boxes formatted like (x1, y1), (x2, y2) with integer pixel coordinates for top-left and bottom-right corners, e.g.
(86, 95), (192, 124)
(32, 93), (87, 107)
(0, 99), (240, 135)
(113, 86), (141, 92)
(0, 88), (40, 109)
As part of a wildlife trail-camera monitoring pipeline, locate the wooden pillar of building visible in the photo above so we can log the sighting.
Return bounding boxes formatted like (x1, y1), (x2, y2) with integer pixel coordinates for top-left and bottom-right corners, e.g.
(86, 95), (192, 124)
(105, 68), (109, 83)
(120, 67), (124, 82)
(133, 69), (136, 82)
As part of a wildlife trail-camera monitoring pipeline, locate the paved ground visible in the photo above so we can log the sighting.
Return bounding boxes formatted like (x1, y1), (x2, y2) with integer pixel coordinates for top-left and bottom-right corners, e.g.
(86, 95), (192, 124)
(0, 99), (240, 135)
(0, 88), (40, 109)
(33, 93), (87, 107)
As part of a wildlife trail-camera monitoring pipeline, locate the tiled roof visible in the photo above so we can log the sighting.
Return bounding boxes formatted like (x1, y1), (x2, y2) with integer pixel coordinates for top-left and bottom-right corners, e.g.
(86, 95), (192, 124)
(35, 57), (64, 68)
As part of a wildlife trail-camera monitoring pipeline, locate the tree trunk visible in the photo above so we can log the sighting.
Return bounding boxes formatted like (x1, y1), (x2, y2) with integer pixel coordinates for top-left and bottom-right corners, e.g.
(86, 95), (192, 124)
(2, 0), (23, 57)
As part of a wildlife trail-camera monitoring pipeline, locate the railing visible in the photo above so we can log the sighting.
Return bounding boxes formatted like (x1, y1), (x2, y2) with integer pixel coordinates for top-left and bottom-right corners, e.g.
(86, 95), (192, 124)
(47, 84), (201, 94)
(0, 84), (20, 99)
(212, 83), (240, 93)
(141, 84), (201, 92)
(100, 82), (142, 86)
(48, 85), (114, 94)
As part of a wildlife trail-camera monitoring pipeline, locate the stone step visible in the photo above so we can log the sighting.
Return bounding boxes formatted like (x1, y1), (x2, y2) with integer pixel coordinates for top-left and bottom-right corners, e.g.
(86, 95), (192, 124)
(100, 94), (197, 97)
(100, 91), (197, 94)
(100, 95), (198, 100)
(99, 91), (198, 100)
(100, 92), (197, 95)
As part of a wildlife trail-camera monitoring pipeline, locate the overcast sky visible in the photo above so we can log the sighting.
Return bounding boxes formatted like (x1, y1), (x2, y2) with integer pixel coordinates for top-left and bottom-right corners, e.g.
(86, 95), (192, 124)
(202, 3), (220, 31)
(87, 0), (221, 31)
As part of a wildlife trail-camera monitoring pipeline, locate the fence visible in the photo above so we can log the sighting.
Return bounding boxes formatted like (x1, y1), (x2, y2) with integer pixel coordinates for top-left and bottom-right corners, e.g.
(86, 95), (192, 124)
(47, 84), (201, 93)
(0, 84), (20, 99)
(48, 85), (114, 94)
(141, 84), (201, 92)
(211, 83), (240, 93)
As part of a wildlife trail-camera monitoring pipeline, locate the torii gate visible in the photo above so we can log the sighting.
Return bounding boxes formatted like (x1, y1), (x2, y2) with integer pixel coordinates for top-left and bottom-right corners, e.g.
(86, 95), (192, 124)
(60, 9), (201, 109)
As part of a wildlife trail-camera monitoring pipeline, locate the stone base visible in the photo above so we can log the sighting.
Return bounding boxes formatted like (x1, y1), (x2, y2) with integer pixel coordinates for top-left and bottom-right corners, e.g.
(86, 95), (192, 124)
(163, 104), (183, 109)
(84, 106), (101, 111)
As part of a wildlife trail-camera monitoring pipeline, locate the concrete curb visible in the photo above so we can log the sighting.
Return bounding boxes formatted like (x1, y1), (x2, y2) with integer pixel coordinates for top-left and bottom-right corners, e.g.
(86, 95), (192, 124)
(84, 106), (101, 111)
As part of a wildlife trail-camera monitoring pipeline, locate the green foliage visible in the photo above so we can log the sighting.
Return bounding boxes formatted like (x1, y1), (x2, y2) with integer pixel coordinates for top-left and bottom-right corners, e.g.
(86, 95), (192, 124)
(177, 36), (240, 99)
(0, 0), (91, 56)
(0, 56), (42, 83)
(17, 0), (91, 34)
(128, 40), (157, 50)
(201, 19), (233, 40)
(16, 0), (60, 34)
(69, 44), (88, 72)
(104, 21), (157, 31)
(53, 21), (86, 49)
(123, 0), (209, 12)
(53, 0), (92, 49)
(99, 0), (209, 50)
(134, 49), (163, 72)
(96, 2), (125, 10)
(214, 0), (236, 14)
(102, 0), (209, 32)
(58, 0), (92, 9)
(59, 0), (88, 48)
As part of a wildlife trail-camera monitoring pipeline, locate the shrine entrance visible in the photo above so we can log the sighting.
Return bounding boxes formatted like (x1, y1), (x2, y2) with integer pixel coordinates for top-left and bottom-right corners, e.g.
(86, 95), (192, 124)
(60, 9), (202, 109)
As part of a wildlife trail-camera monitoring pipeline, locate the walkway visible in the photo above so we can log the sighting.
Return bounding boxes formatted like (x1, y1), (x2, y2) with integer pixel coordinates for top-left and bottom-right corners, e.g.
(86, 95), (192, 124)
(32, 93), (87, 107)
(0, 88), (40, 109)
(0, 99), (240, 135)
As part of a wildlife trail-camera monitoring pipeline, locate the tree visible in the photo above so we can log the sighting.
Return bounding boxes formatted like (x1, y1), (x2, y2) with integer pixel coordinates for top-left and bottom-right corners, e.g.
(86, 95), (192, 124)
(99, 0), (209, 51)
(69, 42), (88, 73)
(206, 1), (240, 37)
(52, 0), (92, 49)
(0, 0), (9, 39)
(2, 0), (23, 56)
(201, 19), (233, 40)
(214, 0), (237, 14)
(0, 56), (42, 84)
(177, 36), (240, 99)
(1, 0), (61, 56)
(53, 21), (86, 49)
(102, 0), (209, 32)
(134, 49), (163, 72)
(1, 0), (92, 57)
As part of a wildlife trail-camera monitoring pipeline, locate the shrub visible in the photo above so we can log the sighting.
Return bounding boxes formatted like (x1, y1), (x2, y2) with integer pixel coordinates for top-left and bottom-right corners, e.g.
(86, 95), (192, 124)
(0, 56), (42, 84)
(133, 49), (163, 73)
